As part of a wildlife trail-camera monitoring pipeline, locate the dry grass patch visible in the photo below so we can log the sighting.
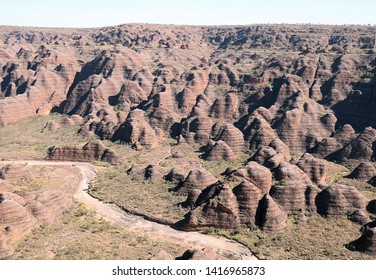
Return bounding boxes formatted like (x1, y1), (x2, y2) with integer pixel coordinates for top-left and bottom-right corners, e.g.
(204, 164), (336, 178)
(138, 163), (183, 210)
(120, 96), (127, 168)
(205, 213), (376, 260)
(89, 165), (188, 223)
(10, 203), (184, 260)
(0, 114), (87, 160)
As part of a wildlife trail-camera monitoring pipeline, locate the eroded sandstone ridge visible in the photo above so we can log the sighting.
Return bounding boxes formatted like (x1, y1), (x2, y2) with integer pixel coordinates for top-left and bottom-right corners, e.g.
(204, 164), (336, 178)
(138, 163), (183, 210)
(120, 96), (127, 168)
(46, 140), (120, 164)
(1, 24), (376, 255)
(0, 163), (78, 258)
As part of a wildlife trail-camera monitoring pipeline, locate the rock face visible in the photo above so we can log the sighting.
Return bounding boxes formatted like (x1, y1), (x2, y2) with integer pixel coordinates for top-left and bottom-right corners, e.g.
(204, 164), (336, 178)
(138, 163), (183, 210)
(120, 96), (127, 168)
(176, 168), (218, 195)
(347, 209), (371, 225)
(348, 162), (376, 180)
(42, 115), (83, 132)
(0, 189), (74, 259)
(230, 161), (272, 194)
(297, 153), (328, 185)
(181, 184), (241, 230)
(2, 24), (376, 256)
(176, 168), (218, 207)
(202, 140), (236, 161)
(329, 127), (376, 162)
(164, 167), (188, 183)
(112, 109), (160, 149)
(213, 124), (245, 153)
(270, 162), (312, 212)
(0, 45), (79, 126)
(0, 194), (38, 243)
(25, 191), (74, 224)
(233, 181), (262, 227)
(255, 194), (287, 233)
(315, 184), (368, 216)
(310, 124), (356, 158)
(0, 233), (14, 259)
(351, 221), (376, 255)
(47, 140), (120, 164)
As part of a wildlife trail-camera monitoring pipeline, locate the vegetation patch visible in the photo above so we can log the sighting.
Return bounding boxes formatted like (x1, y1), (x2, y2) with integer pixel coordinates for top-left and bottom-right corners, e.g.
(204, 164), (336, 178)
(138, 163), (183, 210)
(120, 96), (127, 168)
(10, 203), (184, 260)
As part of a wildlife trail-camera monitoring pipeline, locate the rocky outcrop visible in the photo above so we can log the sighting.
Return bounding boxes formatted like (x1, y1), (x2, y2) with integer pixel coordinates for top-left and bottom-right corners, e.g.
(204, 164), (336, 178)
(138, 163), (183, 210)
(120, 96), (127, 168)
(233, 181), (262, 227)
(229, 161), (272, 194)
(164, 167), (188, 183)
(350, 221), (376, 255)
(271, 162), (313, 212)
(315, 184), (368, 216)
(112, 109), (160, 149)
(46, 140), (120, 164)
(0, 193), (38, 243)
(144, 165), (169, 182)
(347, 209), (371, 225)
(181, 184), (241, 230)
(329, 127), (376, 162)
(177, 168), (219, 208)
(25, 191), (74, 224)
(213, 123), (245, 153)
(42, 115), (83, 132)
(251, 138), (291, 169)
(0, 233), (14, 259)
(180, 116), (213, 144)
(348, 162), (376, 180)
(176, 168), (218, 195)
(202, 140), (236, 161)
(255, 194), (287, 233)
(310, 124), (356, 158)
(297, 153), (328, 185)
(0, 164), (33, 180)
(241, 115), (276, 152)
(0, 189), (74, 259)
(0, 46), (79, 126)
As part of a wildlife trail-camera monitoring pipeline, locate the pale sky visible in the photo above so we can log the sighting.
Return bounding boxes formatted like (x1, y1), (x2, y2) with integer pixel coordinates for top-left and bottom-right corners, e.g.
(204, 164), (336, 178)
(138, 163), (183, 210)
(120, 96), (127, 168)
(0, 0), (375, 27)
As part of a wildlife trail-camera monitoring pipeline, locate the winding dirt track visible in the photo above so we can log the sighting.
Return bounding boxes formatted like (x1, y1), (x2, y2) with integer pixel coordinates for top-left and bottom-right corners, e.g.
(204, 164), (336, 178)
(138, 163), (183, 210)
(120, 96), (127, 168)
(6, 160), (256, 260)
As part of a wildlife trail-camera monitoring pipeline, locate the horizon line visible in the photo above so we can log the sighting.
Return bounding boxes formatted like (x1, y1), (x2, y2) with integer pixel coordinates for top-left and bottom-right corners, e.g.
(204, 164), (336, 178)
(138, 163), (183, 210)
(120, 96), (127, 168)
(1, 22), (376, 30)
